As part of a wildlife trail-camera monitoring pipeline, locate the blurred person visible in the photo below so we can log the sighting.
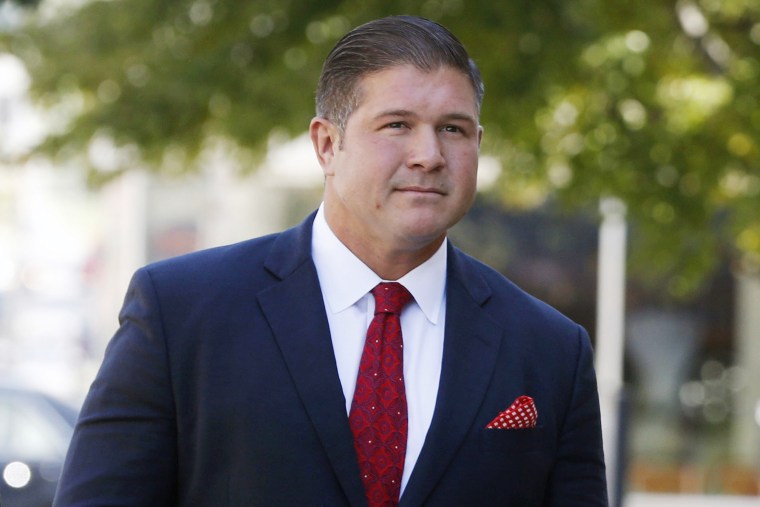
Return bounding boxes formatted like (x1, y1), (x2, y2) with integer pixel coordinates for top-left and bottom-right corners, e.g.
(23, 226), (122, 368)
(54, 15), (607, 507)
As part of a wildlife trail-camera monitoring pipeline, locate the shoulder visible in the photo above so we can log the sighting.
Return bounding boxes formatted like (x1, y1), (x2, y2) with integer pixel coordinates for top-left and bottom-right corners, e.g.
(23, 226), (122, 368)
(450, 246), (596, 399)
(450, 246), (585, 340)
(143, 232), (279, 286)
(114, 234), (282, 318)
(137, 212), (316, 293)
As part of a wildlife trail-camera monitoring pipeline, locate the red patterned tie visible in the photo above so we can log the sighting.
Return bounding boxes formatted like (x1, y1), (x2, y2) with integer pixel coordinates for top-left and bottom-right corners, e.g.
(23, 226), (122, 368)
(349, 282), (413, 507)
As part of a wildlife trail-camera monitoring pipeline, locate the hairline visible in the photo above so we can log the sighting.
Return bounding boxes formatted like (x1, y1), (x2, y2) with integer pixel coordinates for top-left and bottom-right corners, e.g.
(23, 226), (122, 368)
(324, 62), (482, 135)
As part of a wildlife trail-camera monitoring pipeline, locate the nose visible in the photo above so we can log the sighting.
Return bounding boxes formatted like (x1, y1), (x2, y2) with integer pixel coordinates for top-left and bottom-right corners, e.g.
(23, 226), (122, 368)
(407, 127), (445, 171)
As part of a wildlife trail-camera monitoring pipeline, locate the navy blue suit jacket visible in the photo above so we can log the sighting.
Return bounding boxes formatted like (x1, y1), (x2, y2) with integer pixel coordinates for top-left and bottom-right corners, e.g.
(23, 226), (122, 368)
(55, 213), (607, 506)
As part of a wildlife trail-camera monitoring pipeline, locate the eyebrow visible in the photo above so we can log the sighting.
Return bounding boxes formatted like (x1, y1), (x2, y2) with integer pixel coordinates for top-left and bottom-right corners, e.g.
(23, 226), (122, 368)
(374, 109), (479, 125)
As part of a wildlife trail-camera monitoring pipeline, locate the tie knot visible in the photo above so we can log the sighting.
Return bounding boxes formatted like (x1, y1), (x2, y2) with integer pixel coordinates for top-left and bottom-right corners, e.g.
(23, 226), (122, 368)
(371, 282), (413, 315)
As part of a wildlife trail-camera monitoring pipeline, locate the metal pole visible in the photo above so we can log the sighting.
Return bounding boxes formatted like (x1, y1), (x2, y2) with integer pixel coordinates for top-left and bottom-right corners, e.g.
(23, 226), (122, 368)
(595, 196), (628, 506)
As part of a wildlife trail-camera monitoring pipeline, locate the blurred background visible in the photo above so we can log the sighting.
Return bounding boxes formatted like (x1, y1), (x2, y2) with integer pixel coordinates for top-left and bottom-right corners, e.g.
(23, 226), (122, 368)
(1, 0), (759, 506)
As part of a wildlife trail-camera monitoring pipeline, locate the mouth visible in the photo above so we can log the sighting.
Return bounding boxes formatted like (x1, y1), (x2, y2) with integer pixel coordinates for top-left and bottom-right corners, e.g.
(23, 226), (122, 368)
(396, 185), (446, 196)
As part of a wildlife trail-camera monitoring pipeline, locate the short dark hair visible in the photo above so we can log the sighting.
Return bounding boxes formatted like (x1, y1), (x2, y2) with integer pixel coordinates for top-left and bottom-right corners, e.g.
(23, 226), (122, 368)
(315, 15), (484, 133)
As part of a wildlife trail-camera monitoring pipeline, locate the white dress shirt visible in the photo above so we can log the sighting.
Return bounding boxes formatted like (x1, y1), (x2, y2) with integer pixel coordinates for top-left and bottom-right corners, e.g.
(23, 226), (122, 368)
(311, 204), (447, 495)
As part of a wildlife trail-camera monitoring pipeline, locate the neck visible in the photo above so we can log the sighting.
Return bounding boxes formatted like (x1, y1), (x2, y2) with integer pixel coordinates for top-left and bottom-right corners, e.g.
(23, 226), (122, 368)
(357, 239), (444, 280)
(323, 216), (445, 280)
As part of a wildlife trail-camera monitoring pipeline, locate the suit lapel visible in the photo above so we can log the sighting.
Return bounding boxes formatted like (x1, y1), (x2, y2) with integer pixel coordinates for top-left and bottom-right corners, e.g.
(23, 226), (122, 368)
(399, 246), (503, 507)
(258, 214), (367, 507)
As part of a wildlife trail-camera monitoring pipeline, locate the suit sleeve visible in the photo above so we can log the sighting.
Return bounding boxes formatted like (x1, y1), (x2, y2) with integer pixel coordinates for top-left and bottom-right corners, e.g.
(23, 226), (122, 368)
(54, 268), (178, 506)
(544, 326), (609, 506)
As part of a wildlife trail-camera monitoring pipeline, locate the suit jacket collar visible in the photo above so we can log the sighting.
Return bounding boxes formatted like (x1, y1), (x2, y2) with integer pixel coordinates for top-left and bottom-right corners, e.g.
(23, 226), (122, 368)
(263, 211), (317, 279)
(260, 213), (503, 507)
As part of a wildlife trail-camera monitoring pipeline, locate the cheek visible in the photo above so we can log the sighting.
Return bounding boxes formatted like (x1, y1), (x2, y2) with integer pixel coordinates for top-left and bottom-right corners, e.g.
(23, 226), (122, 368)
(332, 159), (382, 200)
(341, 137), (398, 175)
(368, 138), (404, 168)
(450, 153), (480, 187)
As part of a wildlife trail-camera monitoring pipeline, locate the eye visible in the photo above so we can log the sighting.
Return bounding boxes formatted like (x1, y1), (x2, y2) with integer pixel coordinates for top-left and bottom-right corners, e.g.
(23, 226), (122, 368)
(441, 125), (464, 134)
(386, 122), (406, 129)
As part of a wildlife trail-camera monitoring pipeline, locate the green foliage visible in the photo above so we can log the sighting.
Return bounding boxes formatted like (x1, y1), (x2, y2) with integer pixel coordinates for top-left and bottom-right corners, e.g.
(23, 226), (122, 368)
(3, 0), (760, 296)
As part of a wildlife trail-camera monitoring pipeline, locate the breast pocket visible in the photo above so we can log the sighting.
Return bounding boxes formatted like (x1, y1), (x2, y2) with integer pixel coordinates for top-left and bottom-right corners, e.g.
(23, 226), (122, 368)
(472, 426), (554, 500)
(479, 426), (549, 454)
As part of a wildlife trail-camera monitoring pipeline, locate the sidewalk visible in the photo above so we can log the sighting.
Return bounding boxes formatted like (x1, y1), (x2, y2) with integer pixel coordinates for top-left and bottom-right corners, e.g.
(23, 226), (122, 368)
(626, 493), (759, 506)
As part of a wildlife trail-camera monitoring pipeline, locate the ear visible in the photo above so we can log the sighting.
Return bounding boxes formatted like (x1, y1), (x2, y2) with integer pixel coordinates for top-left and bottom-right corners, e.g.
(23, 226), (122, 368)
(310, 117), (340, 176)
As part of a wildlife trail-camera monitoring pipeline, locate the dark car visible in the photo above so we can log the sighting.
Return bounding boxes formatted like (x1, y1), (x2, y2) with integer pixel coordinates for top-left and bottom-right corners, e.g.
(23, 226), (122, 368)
(0, 385), (78, 507)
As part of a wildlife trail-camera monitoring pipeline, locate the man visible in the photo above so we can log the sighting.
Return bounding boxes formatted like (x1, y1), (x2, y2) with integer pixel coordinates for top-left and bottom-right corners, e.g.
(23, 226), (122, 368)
(55, 15), (607, 507)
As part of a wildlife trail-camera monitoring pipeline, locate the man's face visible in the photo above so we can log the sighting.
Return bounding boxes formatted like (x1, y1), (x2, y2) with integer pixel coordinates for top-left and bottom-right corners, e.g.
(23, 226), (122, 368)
(313, 64), (482, 261)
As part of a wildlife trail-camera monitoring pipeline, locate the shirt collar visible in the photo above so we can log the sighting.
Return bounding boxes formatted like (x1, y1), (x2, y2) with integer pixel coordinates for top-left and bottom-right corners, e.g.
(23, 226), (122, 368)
(311, 204), (447, 324)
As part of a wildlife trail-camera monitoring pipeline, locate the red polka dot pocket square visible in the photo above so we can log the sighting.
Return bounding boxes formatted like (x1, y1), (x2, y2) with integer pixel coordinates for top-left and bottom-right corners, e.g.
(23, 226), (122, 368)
(485, 395), (538, 429)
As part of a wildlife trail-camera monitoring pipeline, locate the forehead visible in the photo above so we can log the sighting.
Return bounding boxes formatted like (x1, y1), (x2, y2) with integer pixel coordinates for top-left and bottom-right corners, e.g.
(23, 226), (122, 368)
(353, 64), (479, 116)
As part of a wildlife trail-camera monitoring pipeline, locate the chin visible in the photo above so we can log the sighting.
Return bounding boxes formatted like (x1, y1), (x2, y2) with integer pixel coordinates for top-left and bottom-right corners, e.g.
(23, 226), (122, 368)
(397, 223), (448, 247)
